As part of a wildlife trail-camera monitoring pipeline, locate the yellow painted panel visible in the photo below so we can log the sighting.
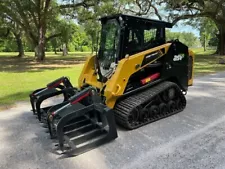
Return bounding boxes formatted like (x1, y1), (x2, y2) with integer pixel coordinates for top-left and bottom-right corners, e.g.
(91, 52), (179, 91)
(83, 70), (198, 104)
(188, 49), (195, 86)
(104, 43), (171, 108)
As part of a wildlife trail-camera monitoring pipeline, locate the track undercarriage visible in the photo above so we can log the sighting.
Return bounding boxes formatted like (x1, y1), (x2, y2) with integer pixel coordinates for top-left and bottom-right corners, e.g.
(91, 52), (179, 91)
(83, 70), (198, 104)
(114, 81), (186, 129)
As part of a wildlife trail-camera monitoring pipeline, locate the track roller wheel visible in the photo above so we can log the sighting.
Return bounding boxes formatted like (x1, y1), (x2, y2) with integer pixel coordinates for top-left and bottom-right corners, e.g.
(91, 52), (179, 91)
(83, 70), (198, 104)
(140, 108), (148, 122)
(128, 108), (139, 127)
(168, 100), (176, 113)
(159, 103), (169, 116)
(148, 105), (159, 117)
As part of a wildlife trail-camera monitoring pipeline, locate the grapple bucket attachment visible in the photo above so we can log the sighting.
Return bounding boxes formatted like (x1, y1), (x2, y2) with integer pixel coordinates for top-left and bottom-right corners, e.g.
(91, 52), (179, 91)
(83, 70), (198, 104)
(47, 87), (118, 156)
(29, 76), (75, 119)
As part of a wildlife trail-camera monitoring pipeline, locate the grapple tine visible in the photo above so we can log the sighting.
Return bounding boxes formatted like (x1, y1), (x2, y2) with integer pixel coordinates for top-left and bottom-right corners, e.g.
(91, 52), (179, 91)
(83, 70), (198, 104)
(29, 87), (46, 114)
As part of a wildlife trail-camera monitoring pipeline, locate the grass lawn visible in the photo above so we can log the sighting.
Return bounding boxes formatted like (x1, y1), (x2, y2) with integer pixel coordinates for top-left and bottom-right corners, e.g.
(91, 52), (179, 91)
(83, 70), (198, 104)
(0, 52), (90, 109)
(191, 48), (225, 76)
(0, 48), (225, 109)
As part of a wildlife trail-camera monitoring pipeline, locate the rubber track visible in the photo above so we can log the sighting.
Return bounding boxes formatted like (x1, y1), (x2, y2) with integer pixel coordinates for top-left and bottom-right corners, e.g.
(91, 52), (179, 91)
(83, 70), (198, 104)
(114, 81), (186, 129)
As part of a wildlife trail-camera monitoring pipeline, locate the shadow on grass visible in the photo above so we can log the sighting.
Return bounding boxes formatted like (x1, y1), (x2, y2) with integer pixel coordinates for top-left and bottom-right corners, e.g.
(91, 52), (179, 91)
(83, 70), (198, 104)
(0, 90), (32, 108)
(194, 53), (225, 76)
(0, 55), (87, 73)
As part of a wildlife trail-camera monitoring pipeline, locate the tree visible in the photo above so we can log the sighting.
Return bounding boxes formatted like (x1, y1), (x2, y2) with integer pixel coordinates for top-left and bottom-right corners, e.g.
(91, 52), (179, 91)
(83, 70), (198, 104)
(0, 0), (59, 60)
(76, 0), (163, 54)
(161, 0), (225, 55)
(166, 30), (199, 47)
(0, 15), (24, 57)
(50, 37), (60, 54)
(0, 0), (98, 61)
(12, 29), (24, 58)
(75, 1), (117, 53)
(198, 18), (218, 50)
(121, 0), (162, 19)
(71, 25), (90, 52)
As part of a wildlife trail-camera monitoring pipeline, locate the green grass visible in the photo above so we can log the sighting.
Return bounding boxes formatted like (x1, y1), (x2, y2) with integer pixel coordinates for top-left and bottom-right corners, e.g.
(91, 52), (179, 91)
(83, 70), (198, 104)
(0, 66), (83, 105)
(0, 52), (89, 109)
(191, 47), (216, 55)
(191, 48), (225, 76)
(0, 52), (91, 60)
(0, 48), (225, 109)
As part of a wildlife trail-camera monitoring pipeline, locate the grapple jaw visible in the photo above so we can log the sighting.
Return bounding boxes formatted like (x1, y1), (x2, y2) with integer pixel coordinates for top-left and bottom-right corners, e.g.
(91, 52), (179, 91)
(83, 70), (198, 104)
(29, 76), (75, 118)
(29, 87), (60, 115)
(47, 87), (118, 156)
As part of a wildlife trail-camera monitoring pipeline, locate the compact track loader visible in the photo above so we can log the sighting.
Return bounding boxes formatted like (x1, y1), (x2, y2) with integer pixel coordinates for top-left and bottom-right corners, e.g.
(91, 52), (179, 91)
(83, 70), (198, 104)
(29, 14), (194, 156)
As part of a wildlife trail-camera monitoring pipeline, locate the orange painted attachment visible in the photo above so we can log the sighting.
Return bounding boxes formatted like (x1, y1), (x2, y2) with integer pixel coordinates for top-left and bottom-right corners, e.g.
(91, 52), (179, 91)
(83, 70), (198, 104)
(141, 73), (160, 85)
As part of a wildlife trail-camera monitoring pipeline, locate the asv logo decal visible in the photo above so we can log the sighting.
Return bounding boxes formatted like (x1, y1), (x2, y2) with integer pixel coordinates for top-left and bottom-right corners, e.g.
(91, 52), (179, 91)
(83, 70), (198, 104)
(173, 55), (184, 61)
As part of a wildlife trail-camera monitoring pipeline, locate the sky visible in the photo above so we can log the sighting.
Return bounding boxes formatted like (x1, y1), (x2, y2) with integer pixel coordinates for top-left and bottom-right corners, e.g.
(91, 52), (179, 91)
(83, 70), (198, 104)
(171, 23), (200, 37)
(154, 4), (200, 37)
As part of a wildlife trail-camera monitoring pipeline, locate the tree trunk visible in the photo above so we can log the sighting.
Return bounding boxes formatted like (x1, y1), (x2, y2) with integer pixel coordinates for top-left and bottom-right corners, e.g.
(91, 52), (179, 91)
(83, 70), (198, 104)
(204, 34), (206, 52)
(62, 43), (68, 56)
(216, 24), (225, 55)
(14, 32), (24, 58)
(35, 44), (45, 61)
(54, 47), (57, 54)
(35, 25), (46, 61)
(91, 37), (94, 54)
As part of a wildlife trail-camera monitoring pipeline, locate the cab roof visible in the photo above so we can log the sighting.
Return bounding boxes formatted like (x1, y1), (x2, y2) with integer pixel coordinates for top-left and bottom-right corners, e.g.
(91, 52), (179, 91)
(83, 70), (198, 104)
(100, 14), (173, 28)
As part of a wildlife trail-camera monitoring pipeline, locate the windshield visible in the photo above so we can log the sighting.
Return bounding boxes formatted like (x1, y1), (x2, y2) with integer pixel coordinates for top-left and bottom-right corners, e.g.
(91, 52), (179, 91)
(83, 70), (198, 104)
(98, 19), (120, 78)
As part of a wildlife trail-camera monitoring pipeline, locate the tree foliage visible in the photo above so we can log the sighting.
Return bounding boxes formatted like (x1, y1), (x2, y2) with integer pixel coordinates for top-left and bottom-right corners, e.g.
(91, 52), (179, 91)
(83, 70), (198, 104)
(166, 30), (199, 47)
(0, 15), (24, 57)
(0, 0), (60, 60)
(0, 0), (99, 60)
(0, 0), (214, 60)
(198, 18), (218, 50)
(161, 0), (225, 55)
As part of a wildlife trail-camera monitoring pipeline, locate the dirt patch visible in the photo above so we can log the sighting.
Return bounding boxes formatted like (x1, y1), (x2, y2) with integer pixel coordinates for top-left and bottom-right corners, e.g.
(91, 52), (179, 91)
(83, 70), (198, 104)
(0, 104), (16, 111)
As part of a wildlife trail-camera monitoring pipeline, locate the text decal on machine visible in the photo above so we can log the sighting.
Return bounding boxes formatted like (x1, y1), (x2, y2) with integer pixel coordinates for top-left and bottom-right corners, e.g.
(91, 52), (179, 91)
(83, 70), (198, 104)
(173, 54), (184, 61)
(145, 52), (159, 59)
